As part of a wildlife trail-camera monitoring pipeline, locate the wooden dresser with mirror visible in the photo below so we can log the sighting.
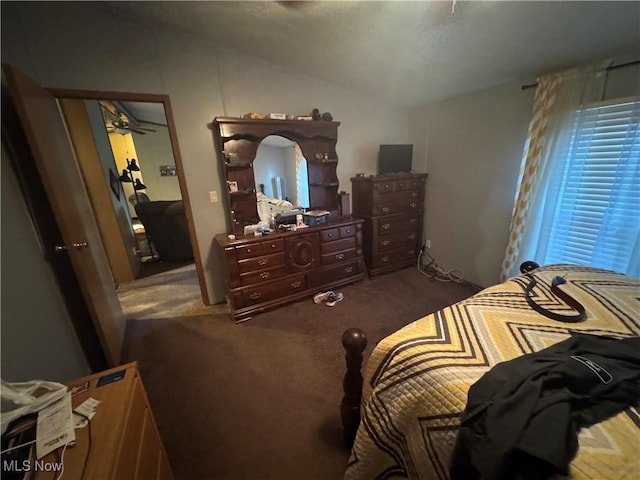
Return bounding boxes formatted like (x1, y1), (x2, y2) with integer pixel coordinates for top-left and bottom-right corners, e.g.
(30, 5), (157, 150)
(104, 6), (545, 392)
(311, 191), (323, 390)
(212, 117), (365, 321)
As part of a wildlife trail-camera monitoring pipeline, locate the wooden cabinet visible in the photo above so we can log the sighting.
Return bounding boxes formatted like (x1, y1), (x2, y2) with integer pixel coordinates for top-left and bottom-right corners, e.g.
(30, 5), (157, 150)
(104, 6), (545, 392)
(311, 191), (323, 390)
(216, 217), (365, 322)
(34, 362), (172, 480)
(351, 173), (428, 277)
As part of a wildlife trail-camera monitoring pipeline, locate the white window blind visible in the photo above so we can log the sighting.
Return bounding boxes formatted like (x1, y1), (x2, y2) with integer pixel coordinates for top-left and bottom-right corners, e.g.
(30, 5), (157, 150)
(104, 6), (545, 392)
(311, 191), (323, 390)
(544, 99), (640, 275)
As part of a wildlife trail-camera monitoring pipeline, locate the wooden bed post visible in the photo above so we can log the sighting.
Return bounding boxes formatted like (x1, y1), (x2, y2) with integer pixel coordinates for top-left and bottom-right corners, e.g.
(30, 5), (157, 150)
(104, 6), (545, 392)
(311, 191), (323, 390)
(341, 328), (367, 447)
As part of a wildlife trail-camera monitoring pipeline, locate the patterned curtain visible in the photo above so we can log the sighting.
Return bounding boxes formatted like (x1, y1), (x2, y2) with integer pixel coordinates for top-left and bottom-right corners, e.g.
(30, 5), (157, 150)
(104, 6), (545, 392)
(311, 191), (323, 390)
(500, 75), (560, 279)
(501, 63), (609, 280)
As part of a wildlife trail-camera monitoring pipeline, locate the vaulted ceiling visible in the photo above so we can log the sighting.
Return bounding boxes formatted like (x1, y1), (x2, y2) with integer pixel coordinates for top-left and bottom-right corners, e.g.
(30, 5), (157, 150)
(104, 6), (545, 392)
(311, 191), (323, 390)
(107, 1), (639, 108)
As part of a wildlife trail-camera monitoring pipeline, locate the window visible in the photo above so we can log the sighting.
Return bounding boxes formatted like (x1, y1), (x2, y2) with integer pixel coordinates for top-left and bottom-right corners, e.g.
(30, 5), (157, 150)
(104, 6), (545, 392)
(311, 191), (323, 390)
(542, 98), (640, 276)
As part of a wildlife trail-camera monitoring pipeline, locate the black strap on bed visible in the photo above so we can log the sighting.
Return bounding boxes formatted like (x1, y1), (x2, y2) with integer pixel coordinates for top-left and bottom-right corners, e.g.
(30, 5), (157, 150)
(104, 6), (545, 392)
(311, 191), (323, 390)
(523, 273), (587, 323)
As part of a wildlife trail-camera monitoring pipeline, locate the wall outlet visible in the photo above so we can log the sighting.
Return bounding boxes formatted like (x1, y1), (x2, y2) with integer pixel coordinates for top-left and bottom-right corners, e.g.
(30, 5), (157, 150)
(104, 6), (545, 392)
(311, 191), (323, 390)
(209, 191), (218, 203)
(425, 239), (431, 249)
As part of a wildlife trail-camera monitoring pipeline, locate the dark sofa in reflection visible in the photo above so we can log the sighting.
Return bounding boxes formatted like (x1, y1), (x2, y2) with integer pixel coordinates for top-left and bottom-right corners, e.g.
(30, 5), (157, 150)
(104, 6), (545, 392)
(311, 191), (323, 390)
(135, 200), (193, 261)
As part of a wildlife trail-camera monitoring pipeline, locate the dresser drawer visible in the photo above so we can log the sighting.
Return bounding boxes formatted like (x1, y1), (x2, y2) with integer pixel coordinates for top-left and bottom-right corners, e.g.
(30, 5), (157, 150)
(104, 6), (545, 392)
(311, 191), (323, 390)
(235, 238), (284, 260)
(242, 274), (306, 306)
(321, 248), (357, 266)
(320, 228), (340, 243)
(240, 265), (287, 286)
(376, 213), (420, 234)
(376, 231), (418, 251)
(339, 225), (356, 238)
(373, 180), (396, 193)
(372, 247), (417, 269)
(238, 252), (286, 274)
(320, 236), (356, 255)
(373, 190), (422, 215)
(306, 260), (361, 288)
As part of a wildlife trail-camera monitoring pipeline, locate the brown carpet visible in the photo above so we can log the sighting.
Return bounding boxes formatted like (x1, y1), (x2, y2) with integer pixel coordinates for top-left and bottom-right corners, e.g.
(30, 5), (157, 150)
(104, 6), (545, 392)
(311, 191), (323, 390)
(120, 265), (481, 480)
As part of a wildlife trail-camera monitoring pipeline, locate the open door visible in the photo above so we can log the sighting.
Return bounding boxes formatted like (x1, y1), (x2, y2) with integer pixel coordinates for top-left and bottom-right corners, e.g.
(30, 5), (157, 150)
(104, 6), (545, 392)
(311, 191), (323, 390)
(3, 64), (125, 366)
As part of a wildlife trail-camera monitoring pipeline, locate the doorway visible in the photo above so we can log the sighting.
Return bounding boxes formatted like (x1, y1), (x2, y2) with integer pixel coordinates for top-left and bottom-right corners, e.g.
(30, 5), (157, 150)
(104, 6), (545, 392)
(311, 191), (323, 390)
(52, 89), (208, 308)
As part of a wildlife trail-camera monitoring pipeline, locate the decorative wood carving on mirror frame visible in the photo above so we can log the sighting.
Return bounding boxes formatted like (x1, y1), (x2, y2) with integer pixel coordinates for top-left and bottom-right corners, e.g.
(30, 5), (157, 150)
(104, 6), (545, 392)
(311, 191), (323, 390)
(213, 117), (341, 235)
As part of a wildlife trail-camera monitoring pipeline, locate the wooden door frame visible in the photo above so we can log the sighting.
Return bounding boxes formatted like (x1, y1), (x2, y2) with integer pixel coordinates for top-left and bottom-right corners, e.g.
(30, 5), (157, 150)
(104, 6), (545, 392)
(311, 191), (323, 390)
(49, 88), (209, 305)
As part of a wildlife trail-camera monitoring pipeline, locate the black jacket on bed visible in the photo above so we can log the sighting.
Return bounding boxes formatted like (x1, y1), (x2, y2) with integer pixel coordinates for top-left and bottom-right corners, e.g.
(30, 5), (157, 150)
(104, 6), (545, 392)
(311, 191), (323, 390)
(449, 333), (640, 480)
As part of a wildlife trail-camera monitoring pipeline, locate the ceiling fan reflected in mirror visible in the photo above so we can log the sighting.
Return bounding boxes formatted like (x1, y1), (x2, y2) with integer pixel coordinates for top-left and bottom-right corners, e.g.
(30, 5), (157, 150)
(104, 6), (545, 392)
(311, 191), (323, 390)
(100, 101), (156, 135)
(108, 115), (156, 135)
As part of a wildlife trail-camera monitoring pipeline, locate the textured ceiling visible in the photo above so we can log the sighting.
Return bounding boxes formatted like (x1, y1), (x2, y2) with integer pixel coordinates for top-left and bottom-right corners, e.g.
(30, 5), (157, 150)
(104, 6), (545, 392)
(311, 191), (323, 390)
(107, 1), (640, 108)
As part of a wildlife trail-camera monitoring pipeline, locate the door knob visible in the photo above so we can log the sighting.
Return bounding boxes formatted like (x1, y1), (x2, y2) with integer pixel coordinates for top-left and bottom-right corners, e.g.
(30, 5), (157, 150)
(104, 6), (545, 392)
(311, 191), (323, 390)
(73, 242), (88, 249)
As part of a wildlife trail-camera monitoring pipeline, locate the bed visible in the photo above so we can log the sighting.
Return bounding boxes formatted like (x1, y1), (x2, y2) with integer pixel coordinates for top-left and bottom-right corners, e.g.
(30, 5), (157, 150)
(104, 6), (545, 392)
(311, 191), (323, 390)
(342, 264), (640, 480)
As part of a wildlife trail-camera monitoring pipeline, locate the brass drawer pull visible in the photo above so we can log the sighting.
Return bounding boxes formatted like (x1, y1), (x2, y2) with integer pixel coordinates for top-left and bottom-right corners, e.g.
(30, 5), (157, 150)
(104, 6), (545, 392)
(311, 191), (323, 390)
(270, 244), (277, 249)
(382, 223), (391, 230)
(249, 292), (262, 300)
(344, 266), (354, 273)
(336, 253), (345, 260)
(409, 202), (417, 208)
(409, 218), (417, 224)
(381, 240), (390, 246)
(344, 229), (351, 234)
(291, 281), (302, 288)
(409, 234), (416, 240)
(412, 192), (419, 198)
(259, 271), (270, 279)
(258, 259), (269, 266)
(382, 256), (389, 262)
(381, 206), (390, 213)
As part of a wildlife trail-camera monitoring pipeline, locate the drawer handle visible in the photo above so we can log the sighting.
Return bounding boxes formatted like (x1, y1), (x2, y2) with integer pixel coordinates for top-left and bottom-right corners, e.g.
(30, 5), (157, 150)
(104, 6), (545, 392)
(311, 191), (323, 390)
(260, 271), (270, 279)
(381, 206), (390, 213)
(270, 244), (277, 249)
(409, 234), (416, 240)
(410, 202), (417, 208)
(382, 223), (391, 230)
(336, 253), (345, 260)
(412, 192), (419, 198)
(327, 233), (333, 238)
(384, 184), (391, 190)
(249, 292), (262, 300)
(246, 248), (252, 253)
(291, 281), (302, 288)
(381, 240), (390, 246)
(258, 258), (269, 266)
(409, 218), (417, 224)
(344, 266), (354, 273)
(381, 256), (389, 263)
(344, 229), (351, 234)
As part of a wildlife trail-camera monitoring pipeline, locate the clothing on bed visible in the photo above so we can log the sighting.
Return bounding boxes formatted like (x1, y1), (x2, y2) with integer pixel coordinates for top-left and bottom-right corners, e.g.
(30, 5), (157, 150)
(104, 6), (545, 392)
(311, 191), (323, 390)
(450, 333), (640, 480)
(345, 265), (640, 480)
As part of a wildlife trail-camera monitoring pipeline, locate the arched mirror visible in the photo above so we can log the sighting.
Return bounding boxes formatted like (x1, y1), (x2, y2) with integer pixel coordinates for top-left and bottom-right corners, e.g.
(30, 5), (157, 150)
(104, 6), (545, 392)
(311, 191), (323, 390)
(253, 135), (309, 224)
(213, 116), (341, 235)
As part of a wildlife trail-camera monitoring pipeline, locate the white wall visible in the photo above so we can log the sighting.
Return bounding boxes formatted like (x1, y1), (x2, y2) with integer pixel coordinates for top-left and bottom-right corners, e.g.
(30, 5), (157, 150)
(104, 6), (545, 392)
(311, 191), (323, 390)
(1, 2), (407, 305)
(409, 83), (534, 287)
(131, 125), (182, 201)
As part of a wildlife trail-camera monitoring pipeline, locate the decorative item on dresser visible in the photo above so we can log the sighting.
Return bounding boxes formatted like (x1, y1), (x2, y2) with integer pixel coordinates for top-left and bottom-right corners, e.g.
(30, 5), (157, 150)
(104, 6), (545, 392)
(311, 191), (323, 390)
(216, 217), (365, 322)
(351, 173), (428, 277)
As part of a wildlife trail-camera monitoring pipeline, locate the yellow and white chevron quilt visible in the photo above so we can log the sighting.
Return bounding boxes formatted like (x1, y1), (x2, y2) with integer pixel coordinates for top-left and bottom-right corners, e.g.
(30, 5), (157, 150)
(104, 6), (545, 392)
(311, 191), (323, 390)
(345, 265), (640, 480)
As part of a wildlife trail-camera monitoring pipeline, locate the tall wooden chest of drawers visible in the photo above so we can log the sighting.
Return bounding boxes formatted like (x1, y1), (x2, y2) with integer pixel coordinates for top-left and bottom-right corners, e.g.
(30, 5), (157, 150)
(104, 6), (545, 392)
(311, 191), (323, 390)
(216, 217), (365, 322)
(351, 173), (427, 277)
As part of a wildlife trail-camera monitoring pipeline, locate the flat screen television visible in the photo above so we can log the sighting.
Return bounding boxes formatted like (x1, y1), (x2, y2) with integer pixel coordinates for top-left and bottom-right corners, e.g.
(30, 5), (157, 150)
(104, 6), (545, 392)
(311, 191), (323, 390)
(378, 144), (413, 174)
